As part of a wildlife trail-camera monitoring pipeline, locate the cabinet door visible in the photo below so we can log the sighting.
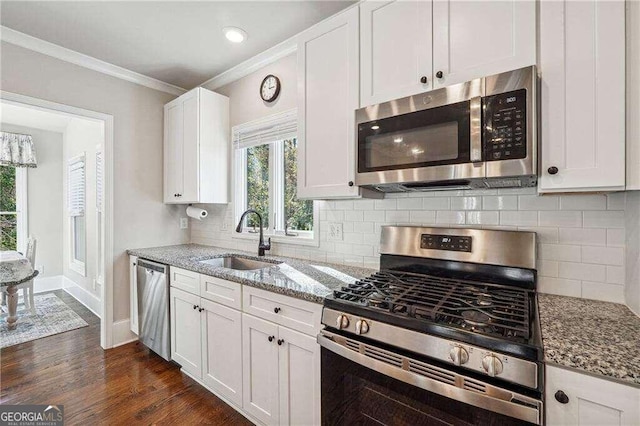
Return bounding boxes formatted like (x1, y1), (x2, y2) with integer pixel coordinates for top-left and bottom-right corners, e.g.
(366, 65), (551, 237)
(546, 365), (640, 426)
(360, 0), (433, 106)
(181, 90), (200, 203)
(170, 287), (202, 378)
(129, 256), (138, 335)
(539, 0), (625, 192)
(201, 299), (243, 408)
(278, 327), (320, 426)
(297, 7), (360, 199)
(164, 100), (184, 203)
(432, 0), (535, 88)
(242, 313), (280, 425)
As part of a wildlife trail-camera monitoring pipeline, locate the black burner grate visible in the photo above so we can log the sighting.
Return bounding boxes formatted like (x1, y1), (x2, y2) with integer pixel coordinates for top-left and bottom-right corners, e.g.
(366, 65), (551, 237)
(334, 270), (531, 341)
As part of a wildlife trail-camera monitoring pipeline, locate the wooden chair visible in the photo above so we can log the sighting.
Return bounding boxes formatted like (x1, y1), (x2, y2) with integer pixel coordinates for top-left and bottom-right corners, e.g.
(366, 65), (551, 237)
(22, 237), (37, 314)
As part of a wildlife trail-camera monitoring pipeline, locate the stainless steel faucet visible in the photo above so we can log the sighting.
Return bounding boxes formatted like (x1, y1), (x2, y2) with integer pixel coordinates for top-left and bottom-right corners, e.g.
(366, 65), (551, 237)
(235, 209), (271, 256)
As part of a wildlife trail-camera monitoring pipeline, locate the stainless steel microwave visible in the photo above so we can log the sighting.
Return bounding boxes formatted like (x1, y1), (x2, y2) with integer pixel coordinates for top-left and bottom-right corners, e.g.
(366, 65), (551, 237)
(355, 66), (537, 192)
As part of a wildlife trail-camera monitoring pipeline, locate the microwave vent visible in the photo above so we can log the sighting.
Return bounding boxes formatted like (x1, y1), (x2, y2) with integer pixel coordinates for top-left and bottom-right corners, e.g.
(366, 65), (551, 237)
(484, 179), (522, 188)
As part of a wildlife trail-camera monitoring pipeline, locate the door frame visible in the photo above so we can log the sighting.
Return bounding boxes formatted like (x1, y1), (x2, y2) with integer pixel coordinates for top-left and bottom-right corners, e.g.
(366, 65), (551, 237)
(1, 90), (115, 349)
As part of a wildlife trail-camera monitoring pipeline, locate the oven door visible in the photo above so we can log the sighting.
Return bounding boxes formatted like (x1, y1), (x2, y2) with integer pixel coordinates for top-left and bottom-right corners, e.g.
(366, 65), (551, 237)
(355, 78), (485, 188)
(319, 330), (542, 426)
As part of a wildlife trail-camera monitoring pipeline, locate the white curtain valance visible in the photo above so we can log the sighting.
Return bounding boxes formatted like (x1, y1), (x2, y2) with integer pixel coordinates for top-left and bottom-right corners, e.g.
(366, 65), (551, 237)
(233, 109), (297, 150)
(0, 132), (37, 168)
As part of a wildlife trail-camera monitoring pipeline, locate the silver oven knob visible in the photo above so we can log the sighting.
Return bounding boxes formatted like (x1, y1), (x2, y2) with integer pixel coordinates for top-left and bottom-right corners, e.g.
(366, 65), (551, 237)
(482, 355), (504, 377)
(336, 314), (349, 330)
(355, 319), (369, 335)
(449, 346), (469, 366)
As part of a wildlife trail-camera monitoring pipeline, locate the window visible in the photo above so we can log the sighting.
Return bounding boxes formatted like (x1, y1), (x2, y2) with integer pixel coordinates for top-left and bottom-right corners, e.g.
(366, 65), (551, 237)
(0, 165), (27, 252)
(234, 110), (317, 243)
(68, 154), (86, 275)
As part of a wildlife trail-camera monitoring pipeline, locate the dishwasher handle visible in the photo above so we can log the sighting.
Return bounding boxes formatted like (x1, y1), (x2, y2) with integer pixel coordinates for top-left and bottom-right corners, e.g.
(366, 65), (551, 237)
(137, 259), (168, 274)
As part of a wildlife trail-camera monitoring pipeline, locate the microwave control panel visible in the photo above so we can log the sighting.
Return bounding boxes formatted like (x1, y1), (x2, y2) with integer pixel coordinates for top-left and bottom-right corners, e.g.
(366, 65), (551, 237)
(483, 89), (527, 162)
(421, 234), (472, 252)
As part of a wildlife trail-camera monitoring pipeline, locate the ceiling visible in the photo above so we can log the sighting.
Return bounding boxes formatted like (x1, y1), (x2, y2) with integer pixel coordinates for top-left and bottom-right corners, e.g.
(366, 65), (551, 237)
(0, 1), (355, 90)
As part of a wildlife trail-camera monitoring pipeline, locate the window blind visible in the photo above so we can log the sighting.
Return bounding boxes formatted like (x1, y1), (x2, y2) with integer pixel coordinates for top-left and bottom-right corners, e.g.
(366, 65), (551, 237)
(68, 155), (85, 217)
(96, 150), (103, 212)
(233, 108), (297, 150)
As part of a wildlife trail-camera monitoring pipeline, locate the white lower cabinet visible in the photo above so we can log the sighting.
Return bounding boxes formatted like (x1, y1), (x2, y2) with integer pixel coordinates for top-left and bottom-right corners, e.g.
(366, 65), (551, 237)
(242, 313), (320, 426)
(546, 365), (640, 426)
(277, 326), (320, 426)
(201, 298), (243, 408)
(242, 314), (281, 424)
(168, 268), (321, 426)
(170, 287), (202, 378)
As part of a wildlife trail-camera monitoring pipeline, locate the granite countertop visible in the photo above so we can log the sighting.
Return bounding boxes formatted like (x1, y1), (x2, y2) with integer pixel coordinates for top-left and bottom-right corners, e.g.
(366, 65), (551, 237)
(127, 244), (375, 304)
(538, 294), (640, 386)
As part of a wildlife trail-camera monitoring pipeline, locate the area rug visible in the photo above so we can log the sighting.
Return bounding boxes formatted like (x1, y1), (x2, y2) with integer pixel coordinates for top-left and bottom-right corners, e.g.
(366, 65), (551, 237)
(0, 293), (89, 348)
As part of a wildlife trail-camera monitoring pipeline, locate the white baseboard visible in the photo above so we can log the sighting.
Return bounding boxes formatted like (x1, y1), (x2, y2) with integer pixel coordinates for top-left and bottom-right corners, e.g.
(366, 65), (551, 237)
(62, 276), (102, 318)
(33, 275), (64, 293)
(111, 318), (138, 348)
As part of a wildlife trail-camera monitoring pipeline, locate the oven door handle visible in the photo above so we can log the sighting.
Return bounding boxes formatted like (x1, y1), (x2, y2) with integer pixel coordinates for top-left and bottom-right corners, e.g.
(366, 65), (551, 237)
(318, 330), (542, 425)
(470, 96), (483, 162)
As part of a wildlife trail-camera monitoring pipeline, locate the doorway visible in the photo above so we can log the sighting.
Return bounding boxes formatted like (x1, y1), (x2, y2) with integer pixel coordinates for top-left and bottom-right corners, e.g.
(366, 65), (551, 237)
(1, 91), (114, 349)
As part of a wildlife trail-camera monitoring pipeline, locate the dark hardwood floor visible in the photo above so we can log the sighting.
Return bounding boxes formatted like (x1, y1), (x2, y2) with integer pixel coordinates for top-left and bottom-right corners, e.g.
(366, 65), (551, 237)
(1, 290), (252, 425)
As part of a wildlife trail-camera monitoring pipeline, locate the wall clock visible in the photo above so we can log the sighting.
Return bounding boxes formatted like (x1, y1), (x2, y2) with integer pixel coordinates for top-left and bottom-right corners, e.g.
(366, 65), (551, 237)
(260, 74), (281, 103)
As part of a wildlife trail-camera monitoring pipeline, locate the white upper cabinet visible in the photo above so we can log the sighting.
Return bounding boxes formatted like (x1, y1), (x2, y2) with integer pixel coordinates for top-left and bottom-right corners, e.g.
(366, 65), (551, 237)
(627, 0), (640, 190)
(297, 7), (363, 199)
(539, 0), (626, 193)
(432, 0), (536, 89)
(360, 0), (433, 106)
(546, 365), (640, 426)
(164, 87), (229, 204)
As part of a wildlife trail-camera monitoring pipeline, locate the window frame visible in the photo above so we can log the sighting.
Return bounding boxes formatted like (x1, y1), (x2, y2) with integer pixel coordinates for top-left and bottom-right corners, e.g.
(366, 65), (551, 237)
(68, 153), (86, 276)
(233, 139), (319, 248)
(0, 166), (28, 253)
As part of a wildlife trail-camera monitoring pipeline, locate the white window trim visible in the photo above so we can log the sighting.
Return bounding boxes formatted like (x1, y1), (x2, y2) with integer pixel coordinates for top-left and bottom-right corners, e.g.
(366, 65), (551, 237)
(0, 167), (28, 253)
(95, 145), (104, 287)
(68, 153), (86, 276)
(231, 110), (318, 247)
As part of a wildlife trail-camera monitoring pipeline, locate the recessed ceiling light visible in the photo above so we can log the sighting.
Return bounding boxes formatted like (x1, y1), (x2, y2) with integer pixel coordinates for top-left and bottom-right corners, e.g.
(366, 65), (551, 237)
(371, 125), (380, 130)
(224, 27), (247, 43)
(393, 137), (403, 143)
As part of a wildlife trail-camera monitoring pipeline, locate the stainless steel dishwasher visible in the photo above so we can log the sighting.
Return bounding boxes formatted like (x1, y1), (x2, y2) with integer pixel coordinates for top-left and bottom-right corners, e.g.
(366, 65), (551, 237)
(136, 259), (170, 360)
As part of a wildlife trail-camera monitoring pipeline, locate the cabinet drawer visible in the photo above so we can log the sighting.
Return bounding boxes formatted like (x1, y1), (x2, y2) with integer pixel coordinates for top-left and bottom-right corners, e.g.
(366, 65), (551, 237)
(200, 275), (242, 310)
(170, 267), (200, 295)
(242, 286), (322, 336)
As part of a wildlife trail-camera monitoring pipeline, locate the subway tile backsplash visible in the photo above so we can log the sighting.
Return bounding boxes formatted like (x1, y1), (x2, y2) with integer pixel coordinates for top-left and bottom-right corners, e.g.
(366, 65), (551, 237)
(191, 187), (628, 304)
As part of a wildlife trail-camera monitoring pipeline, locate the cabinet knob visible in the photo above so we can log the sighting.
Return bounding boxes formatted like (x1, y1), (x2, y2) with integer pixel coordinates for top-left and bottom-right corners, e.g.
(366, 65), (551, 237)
(193, 305), (198, 310)
(555, 390), (569, 404)
(348, 181), (354, 187)
(268, 335), (275, 342)
(436, 71), (444, 79)
(277, 339), (284, 346)
(198, 307), (204, 312)
(548, 166), (559, 175)
(420, 76), (428, 84)
(274, 307), (281, 314)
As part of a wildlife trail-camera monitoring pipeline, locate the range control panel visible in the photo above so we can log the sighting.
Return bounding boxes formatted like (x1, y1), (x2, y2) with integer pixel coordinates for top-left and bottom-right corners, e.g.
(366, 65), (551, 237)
(421, 234), (472, 252)
(483, 88), (527, 162)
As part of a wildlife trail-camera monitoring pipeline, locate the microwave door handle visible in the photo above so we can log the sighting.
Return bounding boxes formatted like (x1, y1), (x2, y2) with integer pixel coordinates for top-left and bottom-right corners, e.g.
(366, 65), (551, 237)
(469, 96), (482, 163)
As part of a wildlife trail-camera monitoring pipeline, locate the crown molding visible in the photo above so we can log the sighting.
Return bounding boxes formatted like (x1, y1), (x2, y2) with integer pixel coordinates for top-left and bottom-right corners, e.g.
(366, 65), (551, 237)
(0, 26), (187, 96)
(198, 37), (297, 90)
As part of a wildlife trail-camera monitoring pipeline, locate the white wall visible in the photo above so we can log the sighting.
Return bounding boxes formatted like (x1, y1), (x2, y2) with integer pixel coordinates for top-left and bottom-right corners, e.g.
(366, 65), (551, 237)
(0, 41), (190, 321)
(62, 118), (102, 297)
(0, 123), (64, 278)
(625, 192), (640, 314)
(204, 53), (297, 127)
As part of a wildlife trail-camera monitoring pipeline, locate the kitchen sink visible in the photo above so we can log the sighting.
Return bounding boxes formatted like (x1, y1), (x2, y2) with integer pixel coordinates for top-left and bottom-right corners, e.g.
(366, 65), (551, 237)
(198, 255), (280, 271)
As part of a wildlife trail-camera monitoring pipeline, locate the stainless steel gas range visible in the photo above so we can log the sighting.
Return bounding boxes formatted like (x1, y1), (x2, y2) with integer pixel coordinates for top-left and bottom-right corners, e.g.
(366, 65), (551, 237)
(318, 226), (543, 425)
